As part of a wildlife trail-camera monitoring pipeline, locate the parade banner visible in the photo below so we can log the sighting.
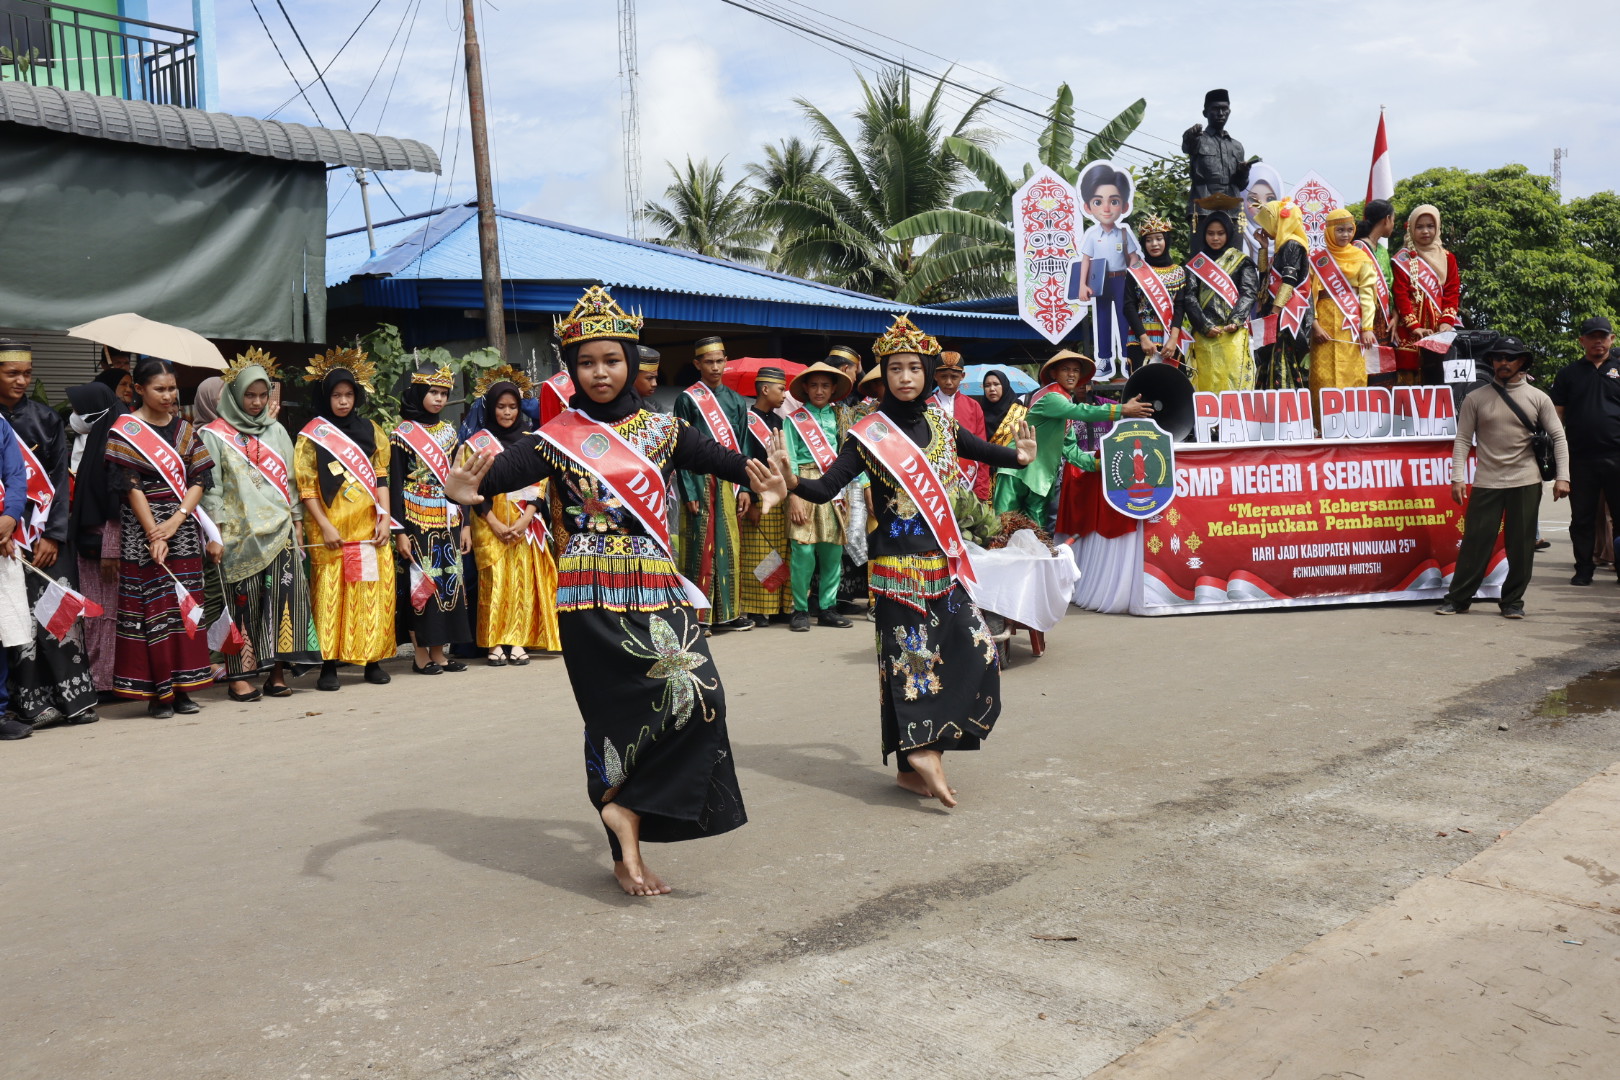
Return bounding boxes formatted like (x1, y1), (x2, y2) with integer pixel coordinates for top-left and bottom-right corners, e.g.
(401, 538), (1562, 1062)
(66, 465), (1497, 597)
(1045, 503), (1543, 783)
(1014, 167), (1086, 345)
(1191, 386), (1456, 444)
(1135, 439), (1502, 615)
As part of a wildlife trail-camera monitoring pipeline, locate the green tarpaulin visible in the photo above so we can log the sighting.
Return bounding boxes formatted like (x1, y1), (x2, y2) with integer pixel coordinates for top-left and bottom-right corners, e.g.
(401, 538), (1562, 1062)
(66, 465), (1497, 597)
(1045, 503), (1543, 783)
(0, 125), (326, 341)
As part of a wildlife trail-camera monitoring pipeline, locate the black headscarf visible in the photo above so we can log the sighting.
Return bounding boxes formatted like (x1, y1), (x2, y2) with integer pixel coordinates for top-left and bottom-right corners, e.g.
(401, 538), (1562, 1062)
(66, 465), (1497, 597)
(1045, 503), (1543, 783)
(562, 340), (642, 423)
(65, 382), (125, 549)
(1200, 211), (1238, 255)
(311, 369), (375, 505)
(399, 380), (446, 424)
(1142, 232), (1175, 269)
(481, 381), (532, 447)
(977, 369), (1015, 436)
(93, 367), (130, 394)
(876, 350), (939, 442)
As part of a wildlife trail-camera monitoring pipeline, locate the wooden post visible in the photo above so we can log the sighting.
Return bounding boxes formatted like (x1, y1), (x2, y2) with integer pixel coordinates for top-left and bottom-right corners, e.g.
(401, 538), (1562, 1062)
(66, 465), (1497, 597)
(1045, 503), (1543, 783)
(462, 0), (507, 360)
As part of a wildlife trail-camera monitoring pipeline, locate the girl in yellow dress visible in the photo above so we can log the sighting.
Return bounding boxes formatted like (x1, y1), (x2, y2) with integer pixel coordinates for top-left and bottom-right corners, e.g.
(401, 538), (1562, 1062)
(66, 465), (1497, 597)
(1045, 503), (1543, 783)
(295, 352), (396, 691)
(459, 369), (560, 665)
(1178, 211), (1259, 393)
(1309, 206), (1381, 405)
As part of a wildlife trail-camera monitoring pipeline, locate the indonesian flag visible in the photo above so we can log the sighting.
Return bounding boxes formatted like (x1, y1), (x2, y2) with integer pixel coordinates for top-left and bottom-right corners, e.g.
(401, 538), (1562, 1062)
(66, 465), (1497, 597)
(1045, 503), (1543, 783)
(174, 581), (203, 637)
(408, 561), (437, 613)
(1366, 112), (1394, 203)
(207, 608), (247, 655)
(32, 579), (102, 643)
(342, 541), (379, 583)
(1249, 314), (1278, 349)
(754, 550), (790, 593)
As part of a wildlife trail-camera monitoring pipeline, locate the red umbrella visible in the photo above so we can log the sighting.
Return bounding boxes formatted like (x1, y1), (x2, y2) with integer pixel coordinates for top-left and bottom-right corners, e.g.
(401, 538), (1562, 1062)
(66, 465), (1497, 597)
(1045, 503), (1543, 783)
(722, 357), (807, 398)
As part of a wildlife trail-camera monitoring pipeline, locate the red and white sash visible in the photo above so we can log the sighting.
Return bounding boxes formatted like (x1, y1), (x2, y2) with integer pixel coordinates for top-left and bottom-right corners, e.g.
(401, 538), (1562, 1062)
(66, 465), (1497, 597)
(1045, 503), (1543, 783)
(465, 428), (548, 546)
(1128, 262), (1178, 334)
(110, 415), (222, 544)
(540, 372), (574, 416)
(1269, 268), (1311, 335)
(1186, 252), (1239, 309)
(1028, 383), (1067, 408)
(297, 418), (399, 528)
(202, 418), (291, 505)
(394, 421), (452, 487)
(786, 407), (837, 472)
(1395, 249), (1444, 312)
(682, 383), (739, 452)
(3, 440), (55, 549)
(847, 412), (978, 600)
(745, 410), (773, 453)
(1353, 239), (1392, 325)
(536, 410), (711, 610)
(1309, 250), (1365, 333)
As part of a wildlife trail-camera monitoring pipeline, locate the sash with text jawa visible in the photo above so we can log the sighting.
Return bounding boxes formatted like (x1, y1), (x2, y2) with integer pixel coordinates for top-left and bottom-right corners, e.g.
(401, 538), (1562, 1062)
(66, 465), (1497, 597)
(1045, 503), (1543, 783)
(4, 440), (55, 549)
(1128, 262), (1178, 336)
(466, 428), (549, 546)
(682, 383), (739, 451)
(536, 409), (712, 610)
(1309, 250), (1365, 333)
(847, 412), (978, 599)
(1394, 249), (1444, 312)
(1353, 239), (1392, 324)
(111, 416), (222, 544)
(1186, 252), (1239, 309)
(297, 419), (400, 529)
(203, 419), (291, 505)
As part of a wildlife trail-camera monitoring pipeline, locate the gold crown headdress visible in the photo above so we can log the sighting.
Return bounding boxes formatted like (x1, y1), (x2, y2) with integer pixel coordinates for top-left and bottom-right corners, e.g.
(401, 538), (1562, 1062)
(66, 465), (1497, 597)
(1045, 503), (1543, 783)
(223, 347), (283, 387)
(555, 286), (643, 350)
(872, 314), (941, 359)
(303, 346), (377, 393)
(473, 364), (535, 399)
(1137, 214), (1175, 238)
(410, 362), (456, 391)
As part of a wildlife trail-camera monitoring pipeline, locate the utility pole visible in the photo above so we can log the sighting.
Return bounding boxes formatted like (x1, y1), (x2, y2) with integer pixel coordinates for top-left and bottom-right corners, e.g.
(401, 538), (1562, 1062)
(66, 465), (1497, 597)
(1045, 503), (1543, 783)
(1552, 147), (1568, 198)
(355, 167), (377, 257)
(618, 0), (642, 239)
(461, 0), (507, 359)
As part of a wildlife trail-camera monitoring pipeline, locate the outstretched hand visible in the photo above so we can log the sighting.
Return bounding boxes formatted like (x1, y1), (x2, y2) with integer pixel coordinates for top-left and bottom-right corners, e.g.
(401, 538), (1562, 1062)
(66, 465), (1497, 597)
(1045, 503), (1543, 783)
(1013, 422), (1038, 467)
(745, 458), (787, 516)
(768, 430), (798, 491)
(446, 451), (493, 505)
(1122, 394), (1156, 419)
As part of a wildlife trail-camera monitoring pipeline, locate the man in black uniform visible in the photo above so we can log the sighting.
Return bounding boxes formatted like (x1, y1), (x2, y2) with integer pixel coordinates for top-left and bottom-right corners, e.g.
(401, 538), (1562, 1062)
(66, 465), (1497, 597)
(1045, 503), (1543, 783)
(1549, 316), (1620, 585)
(1182, 89), (1255, 256)
(0, 342), (99, 726)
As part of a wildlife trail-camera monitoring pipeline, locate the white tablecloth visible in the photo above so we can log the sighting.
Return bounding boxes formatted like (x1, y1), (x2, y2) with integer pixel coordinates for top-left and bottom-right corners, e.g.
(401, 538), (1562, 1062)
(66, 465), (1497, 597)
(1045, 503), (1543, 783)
(966, 531), (1081, 632)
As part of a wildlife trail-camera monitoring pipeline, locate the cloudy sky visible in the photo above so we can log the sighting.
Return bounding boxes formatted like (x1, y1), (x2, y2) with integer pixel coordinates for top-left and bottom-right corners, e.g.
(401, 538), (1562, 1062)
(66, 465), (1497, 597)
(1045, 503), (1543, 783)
(148, 0), (1616, 242)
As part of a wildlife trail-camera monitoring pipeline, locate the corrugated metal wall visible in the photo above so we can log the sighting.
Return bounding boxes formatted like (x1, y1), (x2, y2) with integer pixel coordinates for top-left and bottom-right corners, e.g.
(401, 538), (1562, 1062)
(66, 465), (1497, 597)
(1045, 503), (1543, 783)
(0, 326), (104, 402)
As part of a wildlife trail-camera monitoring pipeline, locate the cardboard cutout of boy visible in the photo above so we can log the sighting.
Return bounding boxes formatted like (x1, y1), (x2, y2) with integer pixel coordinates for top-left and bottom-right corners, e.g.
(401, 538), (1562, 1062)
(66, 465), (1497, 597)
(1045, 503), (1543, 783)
(1069, 159), (1141, 381)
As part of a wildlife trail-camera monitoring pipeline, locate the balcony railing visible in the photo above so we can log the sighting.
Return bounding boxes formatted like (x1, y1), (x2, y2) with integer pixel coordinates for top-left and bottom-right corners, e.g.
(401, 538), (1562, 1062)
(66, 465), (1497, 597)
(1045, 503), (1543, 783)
(0, 0), (198, 108)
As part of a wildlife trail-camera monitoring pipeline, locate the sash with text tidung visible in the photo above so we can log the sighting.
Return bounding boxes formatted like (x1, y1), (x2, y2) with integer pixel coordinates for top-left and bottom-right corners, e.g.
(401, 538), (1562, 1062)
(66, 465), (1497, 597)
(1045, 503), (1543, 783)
(1128, 262), (1178, 334)
(1309, 250), (1365, 333)
(111, 415), (222, 544)
(1394, 249), (1444, 312)
(203, 419), (291, 505)
(847, 412), (978, 599)
(1186, 252), (1239, 309)
(537, 409), (711, 610)
(466, 429), (548, 546)
(297, 418), (399, 528)
(682, 383), (738, 451)
(1353, 240), (1392, 324)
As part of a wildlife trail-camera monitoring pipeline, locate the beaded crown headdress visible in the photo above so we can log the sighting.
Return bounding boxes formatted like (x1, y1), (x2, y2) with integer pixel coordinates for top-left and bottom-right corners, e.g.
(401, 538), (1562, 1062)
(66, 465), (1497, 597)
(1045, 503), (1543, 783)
(303, 346), (376, 393)
(872, 315), (940, 359)
(555, 286), (643, 349)
(1137, 214), (1175, 237)
(411, 361), (455, 391)
(473, 364), (535, 399)
(223, 347), (282, 387)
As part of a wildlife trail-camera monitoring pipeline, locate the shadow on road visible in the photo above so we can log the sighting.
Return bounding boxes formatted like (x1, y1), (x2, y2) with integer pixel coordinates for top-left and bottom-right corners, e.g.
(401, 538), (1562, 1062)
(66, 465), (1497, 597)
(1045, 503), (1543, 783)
(734, 740), (951, 811)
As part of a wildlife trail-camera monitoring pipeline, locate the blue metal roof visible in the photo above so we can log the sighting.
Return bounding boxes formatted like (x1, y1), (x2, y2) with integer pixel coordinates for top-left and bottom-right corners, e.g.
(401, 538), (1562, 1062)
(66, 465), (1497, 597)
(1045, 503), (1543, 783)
(327, 204), (1039, 340)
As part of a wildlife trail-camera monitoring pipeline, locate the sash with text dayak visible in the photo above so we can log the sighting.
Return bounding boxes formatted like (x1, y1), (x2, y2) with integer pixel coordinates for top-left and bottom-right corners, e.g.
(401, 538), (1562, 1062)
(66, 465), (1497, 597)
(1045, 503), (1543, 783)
(847, 412), (978, 600)
(395, 420), (460, 524)
(203, 419), (291, 505)
(1128, 263), (1178, 334)
(537, 409), (710, 610)
(111, 415), (222, 544)
(1394, 249), (1444, 312)
(1186, 253), (1239, 309)
(1309, 250), (1365, 334)
(466, 428), (548, 546)
(297, 418), (400, 529)
(1353, 239), (1392, 324)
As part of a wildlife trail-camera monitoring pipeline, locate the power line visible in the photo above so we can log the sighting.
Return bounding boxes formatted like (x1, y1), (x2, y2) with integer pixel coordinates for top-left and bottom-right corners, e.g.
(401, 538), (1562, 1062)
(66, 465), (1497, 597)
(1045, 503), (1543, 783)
(265, 0), (389, 121)
(248, 0), (326, 126)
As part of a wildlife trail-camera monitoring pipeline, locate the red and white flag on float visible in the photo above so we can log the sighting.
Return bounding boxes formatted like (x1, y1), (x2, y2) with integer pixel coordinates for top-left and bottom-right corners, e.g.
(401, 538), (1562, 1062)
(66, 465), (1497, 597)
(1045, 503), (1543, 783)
(341, 541), (379, 583)
(32, 578), (102, 643)
(206, 609), (247, 655)
(174, 581), (203, 637)
(408, 560), (437, 613)
(1366, 110), (1394, 203)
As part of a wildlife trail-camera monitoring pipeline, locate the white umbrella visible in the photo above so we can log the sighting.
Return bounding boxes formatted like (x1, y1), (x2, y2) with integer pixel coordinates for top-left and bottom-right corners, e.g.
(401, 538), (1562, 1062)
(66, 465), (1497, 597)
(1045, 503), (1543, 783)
(66, 313), (226, 370)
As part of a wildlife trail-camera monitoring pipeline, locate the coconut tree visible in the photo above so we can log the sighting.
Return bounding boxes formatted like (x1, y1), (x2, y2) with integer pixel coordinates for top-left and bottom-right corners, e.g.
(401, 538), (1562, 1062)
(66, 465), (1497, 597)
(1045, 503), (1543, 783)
(745, 137), (828, 272)
(642, 157), (770, 264)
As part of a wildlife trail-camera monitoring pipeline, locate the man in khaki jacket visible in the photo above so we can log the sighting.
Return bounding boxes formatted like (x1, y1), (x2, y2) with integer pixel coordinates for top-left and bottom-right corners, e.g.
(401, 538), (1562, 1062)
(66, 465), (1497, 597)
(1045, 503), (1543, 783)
(1439, 336), (1570, 618)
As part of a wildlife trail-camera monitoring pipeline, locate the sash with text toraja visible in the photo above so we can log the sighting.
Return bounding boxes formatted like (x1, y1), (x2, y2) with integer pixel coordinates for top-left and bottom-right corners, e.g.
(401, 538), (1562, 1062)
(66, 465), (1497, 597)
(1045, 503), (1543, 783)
(202, 419), (291, 505)
(1353, 239), (1392, 324)
(1269, 267), (1311, 336)
(847, 412), (978, 600)
(745, 411), (773, 454)
(1394, 249), (1444, 312)
(466, 429), (548, 546)
(296, 418), (399, 528)
(110, 415), (222, 544)
(537, 409), (711, 610)
(1309, 250), (1365, 333)
(1186, 252), (1239, 309)
(1128, 262), (1178, 334)
(682, 383), (739, 452)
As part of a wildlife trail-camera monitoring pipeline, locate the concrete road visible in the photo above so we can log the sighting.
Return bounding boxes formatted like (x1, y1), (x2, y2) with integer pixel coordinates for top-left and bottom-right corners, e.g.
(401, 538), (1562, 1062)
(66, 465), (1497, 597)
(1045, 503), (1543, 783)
(6, 507), (1620, 1080)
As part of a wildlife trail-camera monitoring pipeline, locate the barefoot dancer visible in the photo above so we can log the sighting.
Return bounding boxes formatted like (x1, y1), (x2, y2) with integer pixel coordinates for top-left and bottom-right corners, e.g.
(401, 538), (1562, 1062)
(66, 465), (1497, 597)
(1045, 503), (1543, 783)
(446, 287), (786, 895)
(771, 316), (1036, 806)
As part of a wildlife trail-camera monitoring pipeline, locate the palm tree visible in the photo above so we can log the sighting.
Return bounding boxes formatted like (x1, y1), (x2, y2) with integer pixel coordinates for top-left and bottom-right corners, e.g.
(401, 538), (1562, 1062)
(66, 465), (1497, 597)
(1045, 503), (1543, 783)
(760, 66), (1000, 299)
(745, 137), (828, 272)
(642, 157), (770, 264)
(885, 86), (1149, 303)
